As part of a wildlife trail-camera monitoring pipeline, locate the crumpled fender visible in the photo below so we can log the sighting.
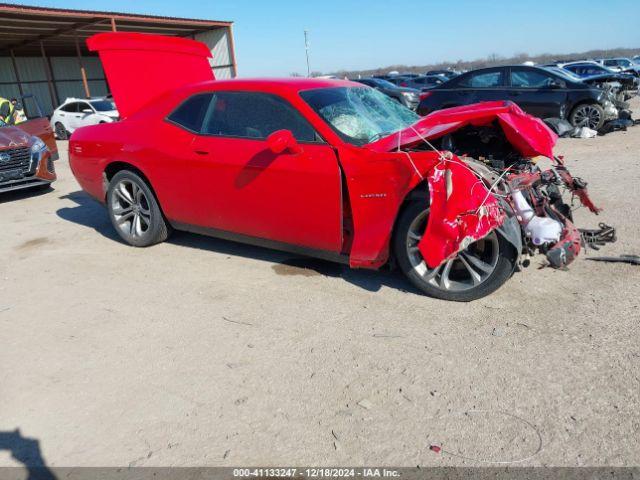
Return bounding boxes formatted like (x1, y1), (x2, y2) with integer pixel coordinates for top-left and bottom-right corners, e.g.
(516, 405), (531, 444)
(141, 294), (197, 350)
(338, 146), (505, 270)
(420, 156), (505, 268)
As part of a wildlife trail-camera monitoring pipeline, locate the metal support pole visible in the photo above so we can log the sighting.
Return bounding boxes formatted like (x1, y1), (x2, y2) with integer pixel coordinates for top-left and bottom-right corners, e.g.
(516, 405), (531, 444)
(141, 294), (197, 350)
(304, 30), (311, 78)
(111, 17), (117, 32)
(75, 36), (91, 98)
(9, 49), (24, 98)
(227, 25), (238, 78)
(40, 41), (59, 107)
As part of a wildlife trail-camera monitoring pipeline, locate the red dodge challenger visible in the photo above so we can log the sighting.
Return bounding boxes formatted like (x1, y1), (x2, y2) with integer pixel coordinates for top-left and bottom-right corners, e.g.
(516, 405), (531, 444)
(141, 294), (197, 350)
(70, 33), (609, 301)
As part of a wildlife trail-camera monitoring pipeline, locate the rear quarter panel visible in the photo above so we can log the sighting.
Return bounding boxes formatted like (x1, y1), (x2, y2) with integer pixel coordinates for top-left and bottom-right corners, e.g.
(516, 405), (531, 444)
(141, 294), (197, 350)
(69, 118), (200, 225)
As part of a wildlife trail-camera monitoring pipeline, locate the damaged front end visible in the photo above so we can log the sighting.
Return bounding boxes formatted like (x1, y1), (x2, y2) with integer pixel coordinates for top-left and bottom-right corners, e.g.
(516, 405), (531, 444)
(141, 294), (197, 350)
(372, 101), (615, 270)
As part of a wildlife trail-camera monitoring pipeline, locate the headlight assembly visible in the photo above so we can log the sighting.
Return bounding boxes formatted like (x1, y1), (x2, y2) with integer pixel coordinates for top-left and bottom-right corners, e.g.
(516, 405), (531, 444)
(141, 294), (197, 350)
(30, 137), (47, 154)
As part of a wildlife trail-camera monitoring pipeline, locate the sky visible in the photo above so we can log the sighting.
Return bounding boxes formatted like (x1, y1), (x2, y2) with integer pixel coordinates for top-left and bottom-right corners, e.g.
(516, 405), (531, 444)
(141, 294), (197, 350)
(6, 0), (640, 76)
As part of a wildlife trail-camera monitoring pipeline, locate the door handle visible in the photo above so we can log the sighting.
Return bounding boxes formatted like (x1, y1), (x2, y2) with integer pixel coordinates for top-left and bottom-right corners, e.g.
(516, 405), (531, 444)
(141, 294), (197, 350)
(194, 150), (209, 156)
(510, 91), (522, 96)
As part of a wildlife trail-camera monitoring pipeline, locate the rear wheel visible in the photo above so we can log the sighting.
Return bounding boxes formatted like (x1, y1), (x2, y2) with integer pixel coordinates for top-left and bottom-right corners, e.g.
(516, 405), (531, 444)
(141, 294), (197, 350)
(107, 170), (171, 247)
(569, 103), (605, 130)
(54, 122), (68, 140)
(393, 201), (517, 302)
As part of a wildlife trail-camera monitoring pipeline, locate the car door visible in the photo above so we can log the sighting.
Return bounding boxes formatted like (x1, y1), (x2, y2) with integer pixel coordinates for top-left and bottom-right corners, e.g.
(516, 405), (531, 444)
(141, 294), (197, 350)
(448, 68), (507, 106)
(170, 91), (343, 253)
(76, 101), (99, 128)
(507, 67), (567, 118)
(57, 102), (79, 131)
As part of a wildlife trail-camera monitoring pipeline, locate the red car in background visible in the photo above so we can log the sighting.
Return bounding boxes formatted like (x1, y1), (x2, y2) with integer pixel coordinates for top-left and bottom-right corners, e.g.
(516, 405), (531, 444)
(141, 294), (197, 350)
(0, 124), (56, 194)
(70, 33), (607, 301)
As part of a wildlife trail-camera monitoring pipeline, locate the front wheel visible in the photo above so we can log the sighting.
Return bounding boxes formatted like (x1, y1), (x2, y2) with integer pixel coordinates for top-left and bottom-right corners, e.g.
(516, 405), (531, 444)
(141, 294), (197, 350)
(569, 103), (605, 130)
(107, 170), (171, 247)
(54, 122), (68, 140)
(393, 201), (517, 302)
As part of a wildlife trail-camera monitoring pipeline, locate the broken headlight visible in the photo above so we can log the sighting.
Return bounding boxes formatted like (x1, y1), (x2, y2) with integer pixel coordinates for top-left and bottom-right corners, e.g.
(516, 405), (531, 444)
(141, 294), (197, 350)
(30, 136), (46, 154)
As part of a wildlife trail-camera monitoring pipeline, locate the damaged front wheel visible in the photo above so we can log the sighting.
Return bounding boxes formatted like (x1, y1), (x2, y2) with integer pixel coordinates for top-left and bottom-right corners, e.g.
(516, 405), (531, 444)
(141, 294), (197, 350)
(393, 201), (517, 302)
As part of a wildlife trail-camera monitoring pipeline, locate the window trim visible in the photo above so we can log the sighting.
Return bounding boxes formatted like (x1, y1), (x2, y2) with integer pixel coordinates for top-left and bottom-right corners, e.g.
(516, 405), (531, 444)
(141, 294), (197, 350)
(456, 68), (505, 89)
(508, 67), (556, 89)
(165, 90), (326, 145)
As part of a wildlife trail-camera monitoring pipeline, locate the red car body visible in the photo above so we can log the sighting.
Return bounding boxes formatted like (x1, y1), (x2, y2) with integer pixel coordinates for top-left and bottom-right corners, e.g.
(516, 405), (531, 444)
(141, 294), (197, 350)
(69, 33), (605, 296)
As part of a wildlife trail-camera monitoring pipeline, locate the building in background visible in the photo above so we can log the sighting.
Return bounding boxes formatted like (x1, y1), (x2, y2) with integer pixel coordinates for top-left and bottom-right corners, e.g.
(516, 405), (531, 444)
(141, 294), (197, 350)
(0, 3), (237, 115)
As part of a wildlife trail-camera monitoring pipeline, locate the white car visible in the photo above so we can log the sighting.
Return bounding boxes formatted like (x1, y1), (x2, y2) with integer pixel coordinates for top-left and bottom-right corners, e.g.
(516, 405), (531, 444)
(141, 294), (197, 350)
(51, 98), (119, 140)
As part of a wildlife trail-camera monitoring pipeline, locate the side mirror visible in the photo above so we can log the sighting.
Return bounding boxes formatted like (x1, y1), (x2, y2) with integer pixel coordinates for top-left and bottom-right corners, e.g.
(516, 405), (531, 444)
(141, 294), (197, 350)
(82, 108), (93, 114)
(266, 129), (303, 154)
(548, 80), (565, 89)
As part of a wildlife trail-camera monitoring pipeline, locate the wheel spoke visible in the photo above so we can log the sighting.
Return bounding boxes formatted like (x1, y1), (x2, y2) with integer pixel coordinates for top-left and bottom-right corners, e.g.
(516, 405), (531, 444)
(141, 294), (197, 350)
(139, 211), (151, 227)
(438, 259), (455, 290)
(116, 183), (134, 205)
(408, 231), (422, 242)
(116, 211), (134, 225)
(113, 205), (133, 216)
(461, 251), (494, 274)
(459, 255), (482, 285)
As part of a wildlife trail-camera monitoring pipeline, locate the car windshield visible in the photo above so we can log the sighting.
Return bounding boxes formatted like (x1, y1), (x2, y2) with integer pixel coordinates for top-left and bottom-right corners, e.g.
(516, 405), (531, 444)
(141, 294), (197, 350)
(90, 100), (116, 111)
(300, 87), (419, 146)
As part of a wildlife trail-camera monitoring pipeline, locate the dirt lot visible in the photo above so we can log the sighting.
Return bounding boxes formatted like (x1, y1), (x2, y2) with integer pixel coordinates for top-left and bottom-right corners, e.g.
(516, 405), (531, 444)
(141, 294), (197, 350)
(1, 103), (639, 468)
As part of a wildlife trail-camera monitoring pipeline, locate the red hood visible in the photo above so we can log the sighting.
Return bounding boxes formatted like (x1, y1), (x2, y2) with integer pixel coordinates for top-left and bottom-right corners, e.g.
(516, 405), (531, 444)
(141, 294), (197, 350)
(368, 101), (558, 159)
(87, 32), (214, 119)
(0, 126), (31, 148)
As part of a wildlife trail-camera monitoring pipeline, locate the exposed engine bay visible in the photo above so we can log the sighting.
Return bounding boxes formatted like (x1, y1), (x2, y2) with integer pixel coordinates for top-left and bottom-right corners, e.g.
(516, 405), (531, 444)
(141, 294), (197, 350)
(407, 120), (616, 269)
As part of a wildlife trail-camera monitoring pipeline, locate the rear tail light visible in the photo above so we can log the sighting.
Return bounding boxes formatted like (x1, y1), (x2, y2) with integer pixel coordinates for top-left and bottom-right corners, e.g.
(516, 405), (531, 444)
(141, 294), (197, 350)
(419, 91), (433, 101)
(400, 82), (407, 87)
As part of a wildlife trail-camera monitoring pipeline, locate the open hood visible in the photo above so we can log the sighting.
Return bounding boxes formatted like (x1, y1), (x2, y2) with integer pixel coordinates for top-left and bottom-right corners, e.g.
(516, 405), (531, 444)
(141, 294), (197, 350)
(87, 32), (214, 119)
(368, 101), (558, 159)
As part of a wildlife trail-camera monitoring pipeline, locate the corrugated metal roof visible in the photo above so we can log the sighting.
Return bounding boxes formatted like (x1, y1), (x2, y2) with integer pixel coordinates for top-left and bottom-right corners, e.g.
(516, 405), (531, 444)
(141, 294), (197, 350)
(0, 2), (232, 55)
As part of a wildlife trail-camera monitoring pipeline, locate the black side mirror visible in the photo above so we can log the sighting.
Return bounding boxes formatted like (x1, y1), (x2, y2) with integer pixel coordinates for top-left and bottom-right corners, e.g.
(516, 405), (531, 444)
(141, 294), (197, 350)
(548, 79), (565, 89)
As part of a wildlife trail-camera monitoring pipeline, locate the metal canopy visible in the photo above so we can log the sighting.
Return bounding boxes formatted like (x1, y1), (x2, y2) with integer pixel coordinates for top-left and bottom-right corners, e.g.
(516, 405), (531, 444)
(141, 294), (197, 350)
(0, 3), (233, 55)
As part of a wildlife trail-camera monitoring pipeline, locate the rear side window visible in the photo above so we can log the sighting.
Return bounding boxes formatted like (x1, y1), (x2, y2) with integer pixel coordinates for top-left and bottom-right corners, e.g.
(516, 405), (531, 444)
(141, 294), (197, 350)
(168, 94), (213, 132)
(510, 69), (555, 88)
(78, 102), (92, 112)
(459, 71), (503, 88)
(201, 92), (318, 142)
(61, 102), (79, 113)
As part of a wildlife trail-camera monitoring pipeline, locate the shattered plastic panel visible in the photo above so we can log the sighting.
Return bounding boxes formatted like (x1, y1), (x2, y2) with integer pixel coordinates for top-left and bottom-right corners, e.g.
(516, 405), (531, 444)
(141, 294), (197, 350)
(420, 158), (505, 268)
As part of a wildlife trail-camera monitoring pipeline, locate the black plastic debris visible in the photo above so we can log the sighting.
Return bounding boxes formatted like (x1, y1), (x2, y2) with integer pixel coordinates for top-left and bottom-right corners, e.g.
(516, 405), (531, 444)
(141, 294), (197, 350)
(587, 255), (640, 266)
(544, 118), (576, 137)
(598, 118), (634, 136)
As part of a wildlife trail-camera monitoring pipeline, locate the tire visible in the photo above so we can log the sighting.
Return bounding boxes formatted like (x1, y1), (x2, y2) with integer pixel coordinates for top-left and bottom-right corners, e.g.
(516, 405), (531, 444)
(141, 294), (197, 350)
(569, 103), (605, 130)
(393, 200), (517, 302)
(106, 170), (171, 247)
(54, 122), (68, 140)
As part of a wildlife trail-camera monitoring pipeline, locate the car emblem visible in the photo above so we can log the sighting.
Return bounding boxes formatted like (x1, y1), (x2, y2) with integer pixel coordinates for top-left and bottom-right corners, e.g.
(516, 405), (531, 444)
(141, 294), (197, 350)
(0, 152), (11, 164)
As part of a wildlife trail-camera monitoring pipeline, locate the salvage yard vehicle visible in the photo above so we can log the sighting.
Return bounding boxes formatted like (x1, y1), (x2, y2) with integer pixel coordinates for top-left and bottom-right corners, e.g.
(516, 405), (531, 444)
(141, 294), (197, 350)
(555, 62), (639, 101)
(352, 78), (420, 109)
(10, 93), (58, 160)
(50, 97), (119, 140)
(0, 122), (56, 194)
(70, 33), (611, 301)
(597, 58), (640, 76)
(417, 65), (618, 130)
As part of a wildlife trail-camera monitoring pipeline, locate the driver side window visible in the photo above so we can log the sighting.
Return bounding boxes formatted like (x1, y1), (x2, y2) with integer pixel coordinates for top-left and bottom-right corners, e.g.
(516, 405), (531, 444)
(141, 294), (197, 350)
(201, 92), (319, 142)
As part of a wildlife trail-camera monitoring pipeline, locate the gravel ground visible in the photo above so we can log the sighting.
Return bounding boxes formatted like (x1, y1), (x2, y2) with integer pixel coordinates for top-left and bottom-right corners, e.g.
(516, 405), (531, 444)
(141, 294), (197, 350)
(1, 101), (639, 468)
